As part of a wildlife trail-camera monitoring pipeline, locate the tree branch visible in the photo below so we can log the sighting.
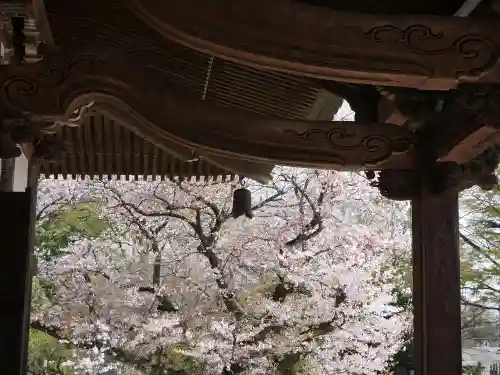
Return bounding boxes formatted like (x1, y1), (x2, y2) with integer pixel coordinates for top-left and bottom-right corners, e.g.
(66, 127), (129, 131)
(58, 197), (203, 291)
(460, 232), (500, 270)
(461, 298), (500, 312)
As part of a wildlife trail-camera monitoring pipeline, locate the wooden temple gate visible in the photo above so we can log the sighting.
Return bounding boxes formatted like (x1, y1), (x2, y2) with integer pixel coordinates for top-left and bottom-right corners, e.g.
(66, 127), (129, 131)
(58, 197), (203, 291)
(1, 0), (500, 373)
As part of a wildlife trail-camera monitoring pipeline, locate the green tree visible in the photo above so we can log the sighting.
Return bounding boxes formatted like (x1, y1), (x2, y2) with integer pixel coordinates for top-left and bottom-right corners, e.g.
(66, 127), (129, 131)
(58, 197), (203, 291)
(458, 183), (500, 348)
(461, 184), (500, 308)
(28, 329), (74, 375)
(36, 202), (108, 261)
(30, 199), (108, 374)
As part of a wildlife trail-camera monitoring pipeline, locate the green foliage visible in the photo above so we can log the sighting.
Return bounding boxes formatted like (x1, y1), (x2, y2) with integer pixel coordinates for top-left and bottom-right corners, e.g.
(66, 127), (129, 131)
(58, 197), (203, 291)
(32, 278), (56, 308)
(146, 343), (201, 375)
(39, 279), (58, 302)
(460, 183), (500, 309)
(463, 363), (485, 375)
(165, 343), (200, 374)
(239, 273), (278, 307)
(290, 358), (310, 374)
(36, 202), (107, 261)
(30, 201), (107, 373)
(28, 329), (74, 375)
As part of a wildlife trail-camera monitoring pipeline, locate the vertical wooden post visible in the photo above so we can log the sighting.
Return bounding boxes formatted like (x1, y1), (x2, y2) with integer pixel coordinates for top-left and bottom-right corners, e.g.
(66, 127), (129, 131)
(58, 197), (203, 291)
(412, 172), (462, 375)
(0, 156), (38, 375)
(0, 158), (15, 191)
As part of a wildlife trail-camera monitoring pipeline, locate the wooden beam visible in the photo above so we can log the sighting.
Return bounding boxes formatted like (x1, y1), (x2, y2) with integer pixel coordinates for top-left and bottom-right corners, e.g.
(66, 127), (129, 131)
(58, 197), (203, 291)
(440, 83), (500, 163)
(0, 49), (416, 171)
(412, 168), (462, 375)
(123, 0), (500, 89)
(417, 84), (500, 165)
(440, 126), (500, 163)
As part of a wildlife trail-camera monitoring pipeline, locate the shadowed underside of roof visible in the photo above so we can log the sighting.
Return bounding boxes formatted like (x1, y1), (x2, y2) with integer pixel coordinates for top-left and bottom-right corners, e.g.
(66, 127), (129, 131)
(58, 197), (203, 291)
(168, 55), (321, 119)
(37, 49), (331, 180)
(36, 1), (337, 180)
(38, 114), (236, 181)
(46, 0), (323, 120)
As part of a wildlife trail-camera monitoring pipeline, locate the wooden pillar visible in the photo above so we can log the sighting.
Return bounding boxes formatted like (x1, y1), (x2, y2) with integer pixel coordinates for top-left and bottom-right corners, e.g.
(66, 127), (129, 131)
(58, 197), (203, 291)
(412, 172), (462, 375)
(0, 156), (38, 374)
(0, 158), (15, 191)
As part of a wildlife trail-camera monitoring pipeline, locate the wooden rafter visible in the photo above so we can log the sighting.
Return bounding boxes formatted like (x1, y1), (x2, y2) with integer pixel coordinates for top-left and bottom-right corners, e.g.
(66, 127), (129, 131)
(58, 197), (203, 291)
(38, 114), (239, 181)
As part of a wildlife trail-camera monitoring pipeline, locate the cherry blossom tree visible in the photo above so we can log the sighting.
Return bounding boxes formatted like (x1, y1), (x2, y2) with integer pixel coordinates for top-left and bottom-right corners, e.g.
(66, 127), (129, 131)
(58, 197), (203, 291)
(31, 168), (410, 374)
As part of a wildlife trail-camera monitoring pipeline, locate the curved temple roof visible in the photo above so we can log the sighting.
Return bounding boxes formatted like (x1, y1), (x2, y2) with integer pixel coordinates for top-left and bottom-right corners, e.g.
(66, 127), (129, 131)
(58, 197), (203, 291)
(0, 0), (496, 184)
(15, 0), (345, 180)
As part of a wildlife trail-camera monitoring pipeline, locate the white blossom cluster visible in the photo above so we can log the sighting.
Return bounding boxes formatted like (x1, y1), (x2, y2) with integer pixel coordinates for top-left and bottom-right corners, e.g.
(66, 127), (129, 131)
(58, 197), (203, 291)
(32, 168), (410, 374)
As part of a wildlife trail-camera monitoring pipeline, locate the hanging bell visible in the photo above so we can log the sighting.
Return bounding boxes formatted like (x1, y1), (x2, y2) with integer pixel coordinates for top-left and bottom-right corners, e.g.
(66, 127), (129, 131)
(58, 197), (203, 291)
(0, 132), (21, 158)
(231, 187), (253, 219)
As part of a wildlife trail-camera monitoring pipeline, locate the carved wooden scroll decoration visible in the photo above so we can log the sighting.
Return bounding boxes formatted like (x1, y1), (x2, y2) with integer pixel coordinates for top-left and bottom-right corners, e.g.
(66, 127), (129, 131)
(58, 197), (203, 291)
(125, 0), (500, 90)
(284, 127), (412, 168)
(0, 49), (415, 172)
